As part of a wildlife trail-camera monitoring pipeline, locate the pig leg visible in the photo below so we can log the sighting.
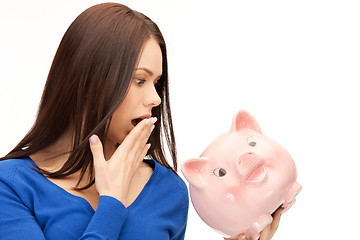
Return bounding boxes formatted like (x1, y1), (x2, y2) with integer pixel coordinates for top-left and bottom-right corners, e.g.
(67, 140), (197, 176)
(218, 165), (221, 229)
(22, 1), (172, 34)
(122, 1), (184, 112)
(246, 213), (273, 240)
(282, 182), (302, 213)
(244, 230), (260, 240)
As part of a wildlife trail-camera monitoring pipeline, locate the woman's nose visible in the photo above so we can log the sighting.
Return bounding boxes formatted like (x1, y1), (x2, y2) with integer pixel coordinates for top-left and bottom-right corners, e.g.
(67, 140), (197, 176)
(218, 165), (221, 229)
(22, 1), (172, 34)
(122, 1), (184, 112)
(144, 84), (161, 107)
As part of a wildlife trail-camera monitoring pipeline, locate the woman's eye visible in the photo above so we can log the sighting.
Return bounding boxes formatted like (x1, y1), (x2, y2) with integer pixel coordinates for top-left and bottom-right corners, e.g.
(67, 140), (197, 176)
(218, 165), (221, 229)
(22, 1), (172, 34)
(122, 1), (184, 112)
(213, 168), (227, 177)
(135, 79), (146, 86)
(247, 136), (257, 147)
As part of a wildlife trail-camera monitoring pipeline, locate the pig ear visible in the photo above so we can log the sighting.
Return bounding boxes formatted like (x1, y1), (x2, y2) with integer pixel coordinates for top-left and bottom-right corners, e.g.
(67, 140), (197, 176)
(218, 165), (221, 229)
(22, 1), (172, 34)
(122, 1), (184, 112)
(231, 110), (262, 133)
(181, 157), (208, 191)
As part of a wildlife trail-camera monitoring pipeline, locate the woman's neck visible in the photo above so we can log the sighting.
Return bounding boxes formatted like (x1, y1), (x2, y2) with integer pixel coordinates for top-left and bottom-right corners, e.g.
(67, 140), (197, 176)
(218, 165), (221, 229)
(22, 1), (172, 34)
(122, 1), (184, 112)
(30, 126), (74, 171)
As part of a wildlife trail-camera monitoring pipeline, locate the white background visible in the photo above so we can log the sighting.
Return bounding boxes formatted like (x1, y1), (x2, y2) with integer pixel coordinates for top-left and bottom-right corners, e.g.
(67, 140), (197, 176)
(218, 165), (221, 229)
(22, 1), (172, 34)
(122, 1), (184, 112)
(1, 0), (359, 239)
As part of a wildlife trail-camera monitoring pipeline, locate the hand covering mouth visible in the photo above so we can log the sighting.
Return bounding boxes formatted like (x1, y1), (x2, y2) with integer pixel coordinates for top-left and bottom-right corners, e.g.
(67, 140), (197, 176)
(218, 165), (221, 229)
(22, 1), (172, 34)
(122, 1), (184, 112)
(131, 117), (150, 127)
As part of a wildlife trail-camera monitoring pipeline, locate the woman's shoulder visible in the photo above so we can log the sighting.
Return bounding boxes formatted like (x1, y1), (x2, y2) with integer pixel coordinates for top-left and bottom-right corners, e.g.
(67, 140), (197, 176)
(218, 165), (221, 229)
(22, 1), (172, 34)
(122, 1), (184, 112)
(150, 159), (188, 194)
(0, 157), (36, 183)
(0, 157), (34, 169)
(146, 159), (189, 217)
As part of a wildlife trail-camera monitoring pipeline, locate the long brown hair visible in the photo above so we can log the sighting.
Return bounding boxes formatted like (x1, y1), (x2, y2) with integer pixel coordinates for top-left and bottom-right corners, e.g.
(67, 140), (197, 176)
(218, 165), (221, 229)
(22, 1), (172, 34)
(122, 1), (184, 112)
(0, 3), (177, 189)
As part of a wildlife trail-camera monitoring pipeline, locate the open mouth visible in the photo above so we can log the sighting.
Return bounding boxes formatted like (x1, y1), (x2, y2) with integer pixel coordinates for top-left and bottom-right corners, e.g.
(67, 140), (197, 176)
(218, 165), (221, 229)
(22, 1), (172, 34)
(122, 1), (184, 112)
(131, 117), (150, 127)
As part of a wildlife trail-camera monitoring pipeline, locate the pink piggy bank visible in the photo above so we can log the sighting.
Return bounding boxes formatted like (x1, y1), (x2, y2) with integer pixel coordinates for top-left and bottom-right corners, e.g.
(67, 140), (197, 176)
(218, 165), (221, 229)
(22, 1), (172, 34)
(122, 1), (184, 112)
(182, 111), (301, 240)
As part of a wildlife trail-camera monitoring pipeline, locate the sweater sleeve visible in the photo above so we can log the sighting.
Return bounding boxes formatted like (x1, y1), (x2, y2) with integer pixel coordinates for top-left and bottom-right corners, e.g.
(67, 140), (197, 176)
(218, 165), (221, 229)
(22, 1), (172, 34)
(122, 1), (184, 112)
(0, 177), (128, 240)
(170, 179), (189, 240)
(0, 178), (46, 240)
(81, 196), (128, 240)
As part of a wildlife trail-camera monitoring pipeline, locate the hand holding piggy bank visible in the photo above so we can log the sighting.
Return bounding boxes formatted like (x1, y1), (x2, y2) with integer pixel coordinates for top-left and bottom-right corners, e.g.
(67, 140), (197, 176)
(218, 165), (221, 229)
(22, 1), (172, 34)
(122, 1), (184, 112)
(181, 111), (301, 240)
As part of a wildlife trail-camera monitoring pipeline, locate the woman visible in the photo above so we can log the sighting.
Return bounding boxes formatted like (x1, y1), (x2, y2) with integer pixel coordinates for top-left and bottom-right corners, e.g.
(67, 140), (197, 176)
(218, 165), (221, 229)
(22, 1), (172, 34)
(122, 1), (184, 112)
(0, 3), (281, 240)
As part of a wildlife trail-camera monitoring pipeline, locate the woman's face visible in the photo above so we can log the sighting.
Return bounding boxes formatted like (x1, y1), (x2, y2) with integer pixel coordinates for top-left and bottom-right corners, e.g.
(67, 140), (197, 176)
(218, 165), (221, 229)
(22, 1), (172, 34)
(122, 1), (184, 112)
(106, 37), (162, 149)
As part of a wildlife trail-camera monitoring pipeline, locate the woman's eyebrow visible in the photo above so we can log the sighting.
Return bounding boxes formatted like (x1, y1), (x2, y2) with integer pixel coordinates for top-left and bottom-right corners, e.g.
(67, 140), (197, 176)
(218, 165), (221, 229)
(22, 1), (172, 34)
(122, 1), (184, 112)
(135, 67), (162, 78)
(135, 67), (154, 76)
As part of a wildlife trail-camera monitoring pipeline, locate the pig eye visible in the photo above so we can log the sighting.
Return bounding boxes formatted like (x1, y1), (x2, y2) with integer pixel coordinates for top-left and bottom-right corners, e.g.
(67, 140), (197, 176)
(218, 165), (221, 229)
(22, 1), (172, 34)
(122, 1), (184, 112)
(213, 168), (227, 177)
(247, 136), (257, 147)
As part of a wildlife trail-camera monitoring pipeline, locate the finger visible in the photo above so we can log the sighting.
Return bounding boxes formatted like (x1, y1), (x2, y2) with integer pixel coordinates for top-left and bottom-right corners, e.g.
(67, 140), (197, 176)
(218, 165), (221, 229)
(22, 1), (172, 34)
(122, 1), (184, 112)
(259, 208), (283, 240)
(130, 122), (155, 160)
(89, 135), (106, 167)
(125, 117), (156, 144)
(134, 117), (157, 146)
(270, 208), (283, 232)
(259, 224), (271, 240)
(125, 134), (152, 168)
(138, 143), (151, 165)
(114, 117), (156, 158)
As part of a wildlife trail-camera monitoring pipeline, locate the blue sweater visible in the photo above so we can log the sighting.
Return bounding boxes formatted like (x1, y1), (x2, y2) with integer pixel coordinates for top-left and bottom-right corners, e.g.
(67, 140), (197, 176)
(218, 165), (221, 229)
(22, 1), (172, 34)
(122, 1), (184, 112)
(0, 157), (188, 240)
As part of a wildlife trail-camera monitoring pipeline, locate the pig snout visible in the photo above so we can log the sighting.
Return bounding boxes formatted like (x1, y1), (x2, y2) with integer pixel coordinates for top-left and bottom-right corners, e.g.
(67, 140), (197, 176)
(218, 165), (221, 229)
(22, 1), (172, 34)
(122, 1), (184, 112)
(236, 152), (266, 182)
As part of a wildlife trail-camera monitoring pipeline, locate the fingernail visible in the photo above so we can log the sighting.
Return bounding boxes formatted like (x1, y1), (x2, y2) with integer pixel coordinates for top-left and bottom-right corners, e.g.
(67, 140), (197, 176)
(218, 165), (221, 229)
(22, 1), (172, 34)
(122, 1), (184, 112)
(89, 135), (97, 144)
(150, 117), (157, 124)
(146, 143), (151, 149)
